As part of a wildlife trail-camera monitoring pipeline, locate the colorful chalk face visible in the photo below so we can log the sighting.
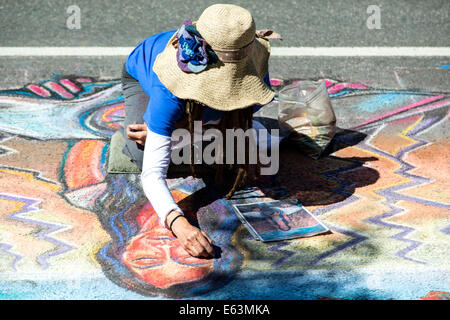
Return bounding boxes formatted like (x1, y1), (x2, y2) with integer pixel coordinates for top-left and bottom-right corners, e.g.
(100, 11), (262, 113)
(122, 199), (214, 289)
(122, 232), (213, 289)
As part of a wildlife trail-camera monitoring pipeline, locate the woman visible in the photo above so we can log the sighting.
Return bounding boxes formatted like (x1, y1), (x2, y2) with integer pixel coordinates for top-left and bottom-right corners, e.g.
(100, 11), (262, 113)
(122, 4), (280, 258)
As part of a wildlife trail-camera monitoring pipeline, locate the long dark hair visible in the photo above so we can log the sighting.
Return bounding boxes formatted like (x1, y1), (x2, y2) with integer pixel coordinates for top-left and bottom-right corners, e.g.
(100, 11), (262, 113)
(185, 99), (258, 199)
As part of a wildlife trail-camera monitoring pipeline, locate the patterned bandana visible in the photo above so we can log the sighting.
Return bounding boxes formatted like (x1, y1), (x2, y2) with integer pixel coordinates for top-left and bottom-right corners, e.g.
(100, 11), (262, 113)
(174, 18), (218, 73)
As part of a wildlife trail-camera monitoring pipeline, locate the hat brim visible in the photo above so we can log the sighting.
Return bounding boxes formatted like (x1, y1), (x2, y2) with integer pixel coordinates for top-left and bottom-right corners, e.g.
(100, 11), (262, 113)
(153, 24), (275, 111)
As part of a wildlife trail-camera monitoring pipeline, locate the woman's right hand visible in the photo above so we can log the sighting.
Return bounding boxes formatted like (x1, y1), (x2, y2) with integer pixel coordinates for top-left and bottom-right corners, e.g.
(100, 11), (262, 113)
(126, 121), (148, 146)
(167, 212), (214, 258)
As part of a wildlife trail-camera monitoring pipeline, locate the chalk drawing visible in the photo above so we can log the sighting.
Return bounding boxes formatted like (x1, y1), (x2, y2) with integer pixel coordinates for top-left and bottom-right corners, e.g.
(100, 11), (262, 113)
(0, 74), (449, 299)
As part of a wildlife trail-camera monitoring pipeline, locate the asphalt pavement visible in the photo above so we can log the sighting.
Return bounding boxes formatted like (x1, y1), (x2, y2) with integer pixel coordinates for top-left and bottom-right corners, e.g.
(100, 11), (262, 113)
(0, 0), (449, 90)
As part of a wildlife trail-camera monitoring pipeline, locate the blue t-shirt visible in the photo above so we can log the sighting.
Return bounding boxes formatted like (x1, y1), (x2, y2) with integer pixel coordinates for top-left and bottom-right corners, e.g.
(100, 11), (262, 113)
(126, 30), (272, 137)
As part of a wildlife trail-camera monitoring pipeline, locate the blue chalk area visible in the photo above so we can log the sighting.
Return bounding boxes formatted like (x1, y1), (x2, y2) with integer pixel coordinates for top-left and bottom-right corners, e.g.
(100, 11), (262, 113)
(1, 267), (447, 300)
(259, 224), (327, 242)
(195, 268), (449, 300)
(355, 93), (425, 113)
(329, 89), (352, 97)
(0, 90), (37, 97)
(99, 143), (109, 177)
(0, 277), (164, 300)
(356, 94), (404, 112)
(81, 82), (120, 95)
(0, 103), (100, 140)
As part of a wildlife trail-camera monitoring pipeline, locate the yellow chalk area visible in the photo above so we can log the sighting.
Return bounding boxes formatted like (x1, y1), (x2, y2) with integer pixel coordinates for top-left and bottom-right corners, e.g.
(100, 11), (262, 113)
(0, 168), (61, 192)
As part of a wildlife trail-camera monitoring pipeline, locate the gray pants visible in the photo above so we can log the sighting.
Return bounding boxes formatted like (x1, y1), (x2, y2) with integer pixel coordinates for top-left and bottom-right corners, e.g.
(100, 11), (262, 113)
(121, 63), (149, 170)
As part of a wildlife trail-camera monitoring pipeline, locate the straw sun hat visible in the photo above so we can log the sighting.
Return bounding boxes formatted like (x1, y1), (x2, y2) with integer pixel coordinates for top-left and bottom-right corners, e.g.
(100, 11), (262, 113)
(153, 4), (282, 111)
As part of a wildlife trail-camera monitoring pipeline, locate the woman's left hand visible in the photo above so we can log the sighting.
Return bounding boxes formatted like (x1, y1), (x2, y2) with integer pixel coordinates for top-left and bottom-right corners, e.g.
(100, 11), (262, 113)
(126, 121), (148, 146)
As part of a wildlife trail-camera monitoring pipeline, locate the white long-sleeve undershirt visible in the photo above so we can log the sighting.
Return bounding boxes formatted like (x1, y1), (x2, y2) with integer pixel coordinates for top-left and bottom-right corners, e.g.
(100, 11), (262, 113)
(141, 129), (182, 227)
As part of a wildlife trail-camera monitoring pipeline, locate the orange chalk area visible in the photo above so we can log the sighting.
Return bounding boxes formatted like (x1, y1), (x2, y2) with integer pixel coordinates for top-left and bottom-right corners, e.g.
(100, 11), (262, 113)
(0, 168), (110, 273)
(64, 140), (106, 189)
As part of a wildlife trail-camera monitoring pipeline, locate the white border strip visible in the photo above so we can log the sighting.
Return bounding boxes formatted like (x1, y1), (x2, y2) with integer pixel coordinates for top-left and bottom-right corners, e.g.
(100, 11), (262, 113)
(0, 47), (135, 56)
(0, 47), (449, 57)
(271, 47), (450, 57)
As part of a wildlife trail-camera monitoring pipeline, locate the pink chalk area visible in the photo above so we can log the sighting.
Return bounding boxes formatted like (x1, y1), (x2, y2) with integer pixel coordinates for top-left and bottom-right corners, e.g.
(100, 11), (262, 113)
(76, 78), (92, 83)
(26, 84), (51, 97)
(324, 80), (334, 87)
(269, 78), (283, 86)
(60, 79), (80, 93)
(44, 81), (73, 99)
(328, 83), (367, 94)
